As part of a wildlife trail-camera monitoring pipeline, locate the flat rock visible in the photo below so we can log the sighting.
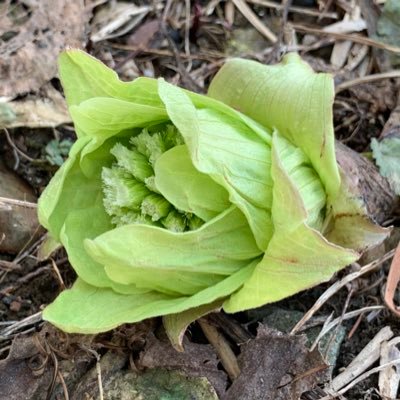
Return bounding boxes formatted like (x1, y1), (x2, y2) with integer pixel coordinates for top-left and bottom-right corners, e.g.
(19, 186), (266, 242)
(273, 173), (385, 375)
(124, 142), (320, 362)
(0, 161), (40, 254)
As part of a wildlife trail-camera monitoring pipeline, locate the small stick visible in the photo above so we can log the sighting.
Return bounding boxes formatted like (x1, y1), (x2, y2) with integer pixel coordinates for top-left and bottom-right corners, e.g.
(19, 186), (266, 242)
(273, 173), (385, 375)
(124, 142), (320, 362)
(0, 196), (37, 209)
(0, 311), (42, 339)
(3, 128), (36, 162)
(50, 258), (66, 290)
(232, 0), (278, 43)
(198, 318), (240, 380)
(247, 0), (338, 19)
(310, 306), (385, 351)
(84, 347), (104, 400)
(336, 70), (400, 93)
(293, 23), (400, 54)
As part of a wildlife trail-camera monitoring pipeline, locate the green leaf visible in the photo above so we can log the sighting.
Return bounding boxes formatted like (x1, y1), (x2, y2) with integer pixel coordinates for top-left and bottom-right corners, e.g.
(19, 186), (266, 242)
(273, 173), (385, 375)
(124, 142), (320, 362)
(371, 136), (400, 195)
(37, 136), (94, 239)
(69, 98), (167, 139)
(85, 206), (262, 295)
(271, 132), (326, 230)
(224, 132), (358, 312)
(155, 145), (230, 221)
(325, 168), (390, 251)
(158, 79), (274, 250)
(59, 201), (114, 287)
(163, 300), (223, 352)
(59, 49), (164, 108)
(43, 261), (257, 334)
(36, 234), (62, 262)
(208, 53), (340, 198)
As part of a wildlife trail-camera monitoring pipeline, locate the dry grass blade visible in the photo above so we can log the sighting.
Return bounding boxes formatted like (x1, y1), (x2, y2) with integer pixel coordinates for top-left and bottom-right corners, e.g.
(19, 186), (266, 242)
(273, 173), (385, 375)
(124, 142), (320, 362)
(0, 311), (42, 340)
(336, 71), (400, 93)
(293, 24), (400, 54)
(232, 0), (277, 43)
(0, 196), (37, 209)
(110, 43), (225, 61)
(291, 249), (395, 334)
(384, 243), (400, 317)
(310, 305), (385, 351)
(248, 0), (338, 19)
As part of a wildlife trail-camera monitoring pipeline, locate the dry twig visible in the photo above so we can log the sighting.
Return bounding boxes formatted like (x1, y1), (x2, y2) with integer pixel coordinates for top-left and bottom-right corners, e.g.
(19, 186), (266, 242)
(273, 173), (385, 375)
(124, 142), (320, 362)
(198, 318), (240, 380)
(336, 70), (400, 93)
(232, 0), (277, 43)
(291, 249), (395, 334)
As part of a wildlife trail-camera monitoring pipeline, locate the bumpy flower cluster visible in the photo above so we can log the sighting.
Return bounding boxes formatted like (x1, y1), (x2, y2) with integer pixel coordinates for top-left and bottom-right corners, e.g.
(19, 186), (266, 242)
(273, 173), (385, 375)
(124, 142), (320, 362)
(102, 125), (204, 231)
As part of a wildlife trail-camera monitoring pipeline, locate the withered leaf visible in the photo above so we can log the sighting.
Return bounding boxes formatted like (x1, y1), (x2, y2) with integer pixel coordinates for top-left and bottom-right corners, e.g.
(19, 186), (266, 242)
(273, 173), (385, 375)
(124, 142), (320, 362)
(0, 0), (89, 97)
(223, 326), (328, 400)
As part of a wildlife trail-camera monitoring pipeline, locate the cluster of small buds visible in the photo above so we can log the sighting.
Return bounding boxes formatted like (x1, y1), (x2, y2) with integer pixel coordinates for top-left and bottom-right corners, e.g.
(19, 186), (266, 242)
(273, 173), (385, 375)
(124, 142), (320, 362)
(101, 125), (204, 232)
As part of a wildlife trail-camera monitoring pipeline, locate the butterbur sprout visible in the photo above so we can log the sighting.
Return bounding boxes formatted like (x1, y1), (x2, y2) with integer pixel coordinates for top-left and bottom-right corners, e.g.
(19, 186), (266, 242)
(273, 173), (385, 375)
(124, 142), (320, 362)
(38, 50), (387, 345)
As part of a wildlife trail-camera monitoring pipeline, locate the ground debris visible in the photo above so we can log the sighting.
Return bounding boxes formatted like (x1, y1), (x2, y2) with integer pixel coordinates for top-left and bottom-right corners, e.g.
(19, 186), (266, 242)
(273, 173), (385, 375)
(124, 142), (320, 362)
(139, 332), (228, 397)
(0, 334), (52, 400)
(223, 326), (328, 400)
(0, 84), (71, 129)
(103, 369), (219, 400)
(0, 0), (89, 97)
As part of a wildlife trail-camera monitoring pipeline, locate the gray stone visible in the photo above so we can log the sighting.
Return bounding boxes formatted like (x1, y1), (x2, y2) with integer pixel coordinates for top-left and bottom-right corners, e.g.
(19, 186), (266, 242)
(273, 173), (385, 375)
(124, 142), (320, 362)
(0, 161), (40, 254)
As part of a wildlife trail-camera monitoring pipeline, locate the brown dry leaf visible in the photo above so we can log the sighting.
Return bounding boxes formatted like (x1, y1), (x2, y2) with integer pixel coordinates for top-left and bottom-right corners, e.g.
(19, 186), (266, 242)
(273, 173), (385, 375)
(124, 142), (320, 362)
(384, 243), (400, 317)
(0, 0), (89, 98)
(139, 333), (228, 397)
(348, 81), (398, 115)
(1, 84), (71, 128)
(223, 326), (328, 400)
(0, 335), (52, 400)
(127, 19), (160, 48)
(90, 2), (150, 43)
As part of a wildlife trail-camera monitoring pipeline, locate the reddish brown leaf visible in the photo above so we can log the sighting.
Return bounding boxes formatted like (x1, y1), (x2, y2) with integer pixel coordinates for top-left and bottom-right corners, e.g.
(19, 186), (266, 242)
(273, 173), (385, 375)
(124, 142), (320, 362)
(384, 243), (400, 317)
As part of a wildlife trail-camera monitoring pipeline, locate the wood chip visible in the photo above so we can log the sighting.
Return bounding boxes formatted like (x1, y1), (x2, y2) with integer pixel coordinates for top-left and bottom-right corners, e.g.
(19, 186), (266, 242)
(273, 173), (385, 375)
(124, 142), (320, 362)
(379, 337), (400, 398)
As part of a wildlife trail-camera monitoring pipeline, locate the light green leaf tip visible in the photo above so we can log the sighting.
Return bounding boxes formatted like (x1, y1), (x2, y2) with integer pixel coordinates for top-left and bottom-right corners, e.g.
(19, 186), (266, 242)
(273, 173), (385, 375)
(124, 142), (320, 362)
(208, 53), (340, 198)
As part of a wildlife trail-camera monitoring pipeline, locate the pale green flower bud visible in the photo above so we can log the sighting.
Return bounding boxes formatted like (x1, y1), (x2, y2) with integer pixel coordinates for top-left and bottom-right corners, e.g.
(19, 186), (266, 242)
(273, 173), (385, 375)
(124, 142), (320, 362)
(102, 167), (150, 214)
(110, 143), (153, 182)
(187, 215), (204, 231)
(130, 129), (166, 166)
(141, 193), (172, 221)
(161, 210), (186, 232)
(144, 176), (160, 193)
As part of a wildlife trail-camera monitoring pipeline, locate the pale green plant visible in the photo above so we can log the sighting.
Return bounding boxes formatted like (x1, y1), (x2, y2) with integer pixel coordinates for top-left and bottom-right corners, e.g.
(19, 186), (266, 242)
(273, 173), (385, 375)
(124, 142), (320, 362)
(38, 50), (387, 346)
